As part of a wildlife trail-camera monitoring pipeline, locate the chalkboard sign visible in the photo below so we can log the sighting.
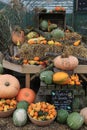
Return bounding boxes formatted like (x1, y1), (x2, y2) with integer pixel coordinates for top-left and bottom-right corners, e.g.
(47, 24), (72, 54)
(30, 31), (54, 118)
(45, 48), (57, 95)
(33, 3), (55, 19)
(76, 0), (87, 11)
(51, 90), (73, 112)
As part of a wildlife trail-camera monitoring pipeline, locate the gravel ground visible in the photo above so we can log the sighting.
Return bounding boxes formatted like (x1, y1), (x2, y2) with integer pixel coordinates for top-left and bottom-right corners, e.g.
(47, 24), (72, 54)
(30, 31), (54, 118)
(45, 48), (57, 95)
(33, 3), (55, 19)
(0, 117), (87, 130)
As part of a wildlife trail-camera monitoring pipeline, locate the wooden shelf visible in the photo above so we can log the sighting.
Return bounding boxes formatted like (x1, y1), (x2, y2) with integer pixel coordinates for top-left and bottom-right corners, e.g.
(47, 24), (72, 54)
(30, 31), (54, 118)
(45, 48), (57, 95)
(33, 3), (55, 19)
(2, 60), (42, 88)
(74, 65), (87, 73)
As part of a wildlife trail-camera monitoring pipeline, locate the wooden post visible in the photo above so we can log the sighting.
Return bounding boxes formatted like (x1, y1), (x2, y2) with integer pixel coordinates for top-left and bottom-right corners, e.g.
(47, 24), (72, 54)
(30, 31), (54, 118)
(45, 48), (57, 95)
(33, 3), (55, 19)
(25, 74), (30, 88)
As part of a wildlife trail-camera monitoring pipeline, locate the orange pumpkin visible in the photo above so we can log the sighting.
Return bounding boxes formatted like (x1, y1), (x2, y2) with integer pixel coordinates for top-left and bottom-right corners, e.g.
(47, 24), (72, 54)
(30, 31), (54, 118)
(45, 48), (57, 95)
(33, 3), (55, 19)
(16, 88), (36, 104)
(53, 54), (79, 71)
(11, 26), (25, 44)
(0, 74), (20, 98)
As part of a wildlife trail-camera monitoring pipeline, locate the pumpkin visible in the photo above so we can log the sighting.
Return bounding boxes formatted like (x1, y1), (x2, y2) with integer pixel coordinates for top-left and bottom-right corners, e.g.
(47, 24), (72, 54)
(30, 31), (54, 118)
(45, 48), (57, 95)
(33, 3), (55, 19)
(53, 71), (69, 84)
(0, 74), (20, 98)
(13, 108), (27, 126)
(80, 107), (87, 125)
(57, 109), (69, 124)
(16, 88), (36, 104)
(11, 26), (25, 44)
(17, 100), (29, 111)
(67, 112), (84, 130)
(53, 53), (79, 70)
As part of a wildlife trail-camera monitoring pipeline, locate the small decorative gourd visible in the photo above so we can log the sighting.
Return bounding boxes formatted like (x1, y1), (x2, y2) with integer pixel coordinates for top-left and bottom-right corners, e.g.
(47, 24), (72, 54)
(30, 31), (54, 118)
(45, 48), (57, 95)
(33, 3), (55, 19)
(0, 74), (20, 98)
(53, 52), (79, 70)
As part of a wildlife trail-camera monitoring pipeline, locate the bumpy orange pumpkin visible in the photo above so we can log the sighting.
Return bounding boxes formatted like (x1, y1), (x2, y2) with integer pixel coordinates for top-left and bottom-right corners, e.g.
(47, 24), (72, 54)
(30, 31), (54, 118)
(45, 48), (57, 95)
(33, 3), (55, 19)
(16, 88), (36, 104)
(53, 54), (79, 70)
(11, 26), (25, 44)
(53, 71), (69, 84)
(0, 74), (20, 98)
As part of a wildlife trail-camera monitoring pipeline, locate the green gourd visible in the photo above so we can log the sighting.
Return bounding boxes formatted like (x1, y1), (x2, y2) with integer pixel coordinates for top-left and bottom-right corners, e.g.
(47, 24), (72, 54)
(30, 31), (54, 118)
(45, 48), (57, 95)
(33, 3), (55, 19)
(13, 109), (27, 127)
(40, 70), (54, 85)
(57, 109), (69, 124)
(17, 100), (29, 111)
(67, 112), (84, 130)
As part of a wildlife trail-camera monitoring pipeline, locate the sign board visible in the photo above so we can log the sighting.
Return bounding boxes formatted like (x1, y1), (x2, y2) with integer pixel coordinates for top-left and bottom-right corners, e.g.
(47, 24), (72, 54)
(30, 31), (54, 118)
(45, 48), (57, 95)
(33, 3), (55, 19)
(76, 0), (87, 11)
(51, 89), (73, 112)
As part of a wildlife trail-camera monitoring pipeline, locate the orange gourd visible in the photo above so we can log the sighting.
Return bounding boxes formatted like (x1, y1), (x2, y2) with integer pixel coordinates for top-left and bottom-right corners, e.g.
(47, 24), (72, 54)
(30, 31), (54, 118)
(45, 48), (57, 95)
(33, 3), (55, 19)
(53, 53), (79, 70)
(0, 74), (20, 98)
(53, 71), (69, 84)
(16, 88), (36, 104)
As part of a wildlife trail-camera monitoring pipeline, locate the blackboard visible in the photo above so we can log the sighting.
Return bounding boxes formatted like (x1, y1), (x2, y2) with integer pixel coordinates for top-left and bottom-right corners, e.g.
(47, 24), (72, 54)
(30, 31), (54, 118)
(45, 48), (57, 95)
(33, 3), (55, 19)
(51, 90), (73, 112)
(76, 0), (87, 11)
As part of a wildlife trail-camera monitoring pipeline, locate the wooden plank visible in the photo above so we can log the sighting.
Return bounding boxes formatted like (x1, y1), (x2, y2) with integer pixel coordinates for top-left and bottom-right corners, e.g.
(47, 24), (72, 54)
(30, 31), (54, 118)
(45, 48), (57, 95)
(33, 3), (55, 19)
(74, 65), (87, 73)
(80, 74), (87, 82)
(25, 74), (30, 88)
(3, 60), (42, 74)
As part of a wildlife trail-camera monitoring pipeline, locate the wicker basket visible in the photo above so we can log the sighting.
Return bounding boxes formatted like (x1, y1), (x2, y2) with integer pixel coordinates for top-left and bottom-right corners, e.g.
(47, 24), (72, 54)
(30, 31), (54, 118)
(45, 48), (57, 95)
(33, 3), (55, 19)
(0, 107), (16, 118)
(28, 114), (56, 126)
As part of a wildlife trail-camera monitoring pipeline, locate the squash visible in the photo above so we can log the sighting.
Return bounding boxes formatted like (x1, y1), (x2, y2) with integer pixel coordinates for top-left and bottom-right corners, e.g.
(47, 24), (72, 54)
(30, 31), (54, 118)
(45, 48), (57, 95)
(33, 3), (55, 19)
(11, 26), (25, 45)
(51, 28), (64, 40)
(40, 20), (48, 31)
(67, 112), (84, 130)
(53, 71), (69, 84)
(40, 70), (54, 85)
(57, 109), (69, 124)
(13, 108), (27, 126)
(80, 107), (87, 125)
(17, 100), (29, 111)
(16, 88), (36, 104)
(0, 63), (3, 74)
(0, 74), (20, 98)
(73, 40), (81, 46)
(53, 53), (79, 70)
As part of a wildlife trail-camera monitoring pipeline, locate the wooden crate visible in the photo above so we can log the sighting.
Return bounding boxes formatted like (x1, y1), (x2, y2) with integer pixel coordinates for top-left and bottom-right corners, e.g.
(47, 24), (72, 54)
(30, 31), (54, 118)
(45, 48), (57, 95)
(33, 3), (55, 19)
(35, 12), (66, 30)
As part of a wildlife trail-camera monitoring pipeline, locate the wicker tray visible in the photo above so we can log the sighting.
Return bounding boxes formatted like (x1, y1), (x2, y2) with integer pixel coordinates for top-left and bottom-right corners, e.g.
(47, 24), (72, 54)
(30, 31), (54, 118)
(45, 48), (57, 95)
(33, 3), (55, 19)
(0, 107), (16, 118)
(28, 114), (56, 126)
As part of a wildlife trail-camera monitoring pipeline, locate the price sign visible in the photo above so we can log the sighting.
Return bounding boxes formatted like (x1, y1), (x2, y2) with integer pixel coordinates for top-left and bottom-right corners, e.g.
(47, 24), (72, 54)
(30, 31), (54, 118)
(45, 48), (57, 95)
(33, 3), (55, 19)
(51, 90), (73, 112)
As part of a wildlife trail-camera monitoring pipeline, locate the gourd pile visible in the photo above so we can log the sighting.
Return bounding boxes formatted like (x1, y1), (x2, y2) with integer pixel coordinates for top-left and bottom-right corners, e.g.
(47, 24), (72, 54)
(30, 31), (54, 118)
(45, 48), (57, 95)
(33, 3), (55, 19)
(4, 24), (87, 65)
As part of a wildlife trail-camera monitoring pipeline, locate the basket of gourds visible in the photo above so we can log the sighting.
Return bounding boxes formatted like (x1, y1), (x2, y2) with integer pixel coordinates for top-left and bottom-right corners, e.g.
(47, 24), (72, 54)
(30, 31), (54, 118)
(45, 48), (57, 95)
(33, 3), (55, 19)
(27, 102), (57, 126)
(0, 98), (17, 118)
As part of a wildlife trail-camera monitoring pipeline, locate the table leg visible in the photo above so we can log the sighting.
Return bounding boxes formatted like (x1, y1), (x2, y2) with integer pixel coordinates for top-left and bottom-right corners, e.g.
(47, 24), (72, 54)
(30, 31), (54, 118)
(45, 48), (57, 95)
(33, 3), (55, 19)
(25, 74), (30, 88)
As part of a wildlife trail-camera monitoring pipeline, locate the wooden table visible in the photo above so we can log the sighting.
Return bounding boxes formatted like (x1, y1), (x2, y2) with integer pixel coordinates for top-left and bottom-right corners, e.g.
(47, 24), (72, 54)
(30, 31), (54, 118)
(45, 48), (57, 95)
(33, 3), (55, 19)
(3, 60), (42, 88)
(74, 65), (87, 81)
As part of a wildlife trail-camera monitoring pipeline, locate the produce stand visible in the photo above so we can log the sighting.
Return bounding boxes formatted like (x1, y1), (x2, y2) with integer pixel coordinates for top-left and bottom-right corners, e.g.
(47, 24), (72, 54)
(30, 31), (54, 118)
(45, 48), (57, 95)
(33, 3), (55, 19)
(2, 60), (42, 88)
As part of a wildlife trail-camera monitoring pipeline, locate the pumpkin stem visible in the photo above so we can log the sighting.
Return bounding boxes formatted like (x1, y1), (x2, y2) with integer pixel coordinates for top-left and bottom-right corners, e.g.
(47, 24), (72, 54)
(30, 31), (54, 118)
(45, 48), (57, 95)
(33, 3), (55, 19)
(61, 51), (69, 58)
(5, 82), (10, 86)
